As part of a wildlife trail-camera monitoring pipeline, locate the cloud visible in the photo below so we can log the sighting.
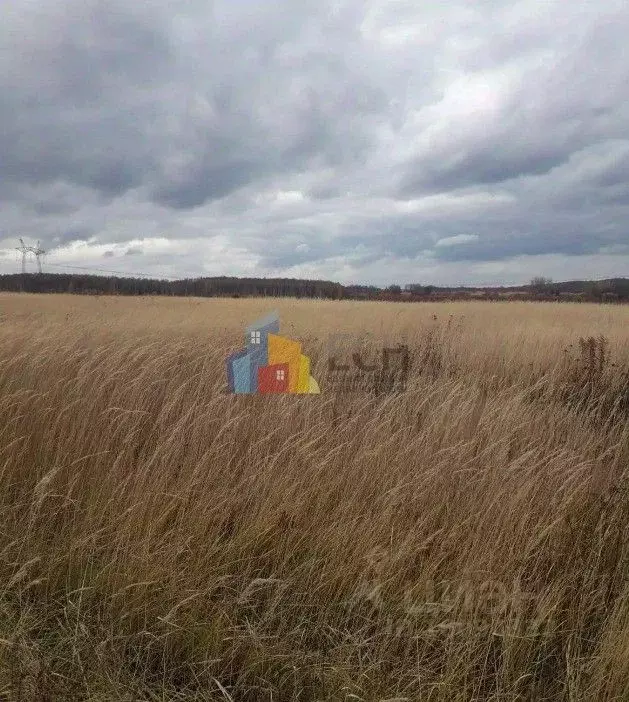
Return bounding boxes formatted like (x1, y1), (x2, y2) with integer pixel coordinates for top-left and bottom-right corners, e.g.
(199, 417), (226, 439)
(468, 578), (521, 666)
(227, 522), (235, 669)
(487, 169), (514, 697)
(435, 234), (479, 248)
(0, 0), (628, 284)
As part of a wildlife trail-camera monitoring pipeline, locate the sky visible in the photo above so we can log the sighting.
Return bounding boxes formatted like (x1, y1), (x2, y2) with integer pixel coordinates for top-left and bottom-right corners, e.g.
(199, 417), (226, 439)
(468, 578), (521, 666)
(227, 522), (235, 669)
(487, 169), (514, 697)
(1, 0), (628, 287)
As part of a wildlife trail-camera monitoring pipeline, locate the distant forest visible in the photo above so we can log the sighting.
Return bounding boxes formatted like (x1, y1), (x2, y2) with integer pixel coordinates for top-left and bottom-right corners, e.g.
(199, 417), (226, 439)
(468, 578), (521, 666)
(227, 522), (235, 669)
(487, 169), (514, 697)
(0, 273), (628, 302)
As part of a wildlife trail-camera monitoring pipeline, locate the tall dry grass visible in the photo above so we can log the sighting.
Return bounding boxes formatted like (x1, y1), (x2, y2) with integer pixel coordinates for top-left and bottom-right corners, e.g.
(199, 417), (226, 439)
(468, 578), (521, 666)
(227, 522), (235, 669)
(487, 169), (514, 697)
(0, 293), (629, 700)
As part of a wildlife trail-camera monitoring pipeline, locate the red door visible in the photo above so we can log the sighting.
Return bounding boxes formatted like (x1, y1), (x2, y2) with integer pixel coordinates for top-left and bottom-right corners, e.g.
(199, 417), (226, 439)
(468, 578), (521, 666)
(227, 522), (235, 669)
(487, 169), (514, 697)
(258, 363), (289, 393)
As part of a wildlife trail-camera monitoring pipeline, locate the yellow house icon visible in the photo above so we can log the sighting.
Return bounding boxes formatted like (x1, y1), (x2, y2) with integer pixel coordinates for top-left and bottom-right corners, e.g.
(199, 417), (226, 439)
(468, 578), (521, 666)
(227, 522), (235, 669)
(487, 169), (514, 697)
(268, 333), (320, 394)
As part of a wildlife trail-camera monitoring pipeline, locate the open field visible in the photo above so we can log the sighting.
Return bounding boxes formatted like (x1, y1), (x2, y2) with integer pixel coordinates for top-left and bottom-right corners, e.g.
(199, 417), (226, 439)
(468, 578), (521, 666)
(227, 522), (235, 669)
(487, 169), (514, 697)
(1, 293), (629, 700)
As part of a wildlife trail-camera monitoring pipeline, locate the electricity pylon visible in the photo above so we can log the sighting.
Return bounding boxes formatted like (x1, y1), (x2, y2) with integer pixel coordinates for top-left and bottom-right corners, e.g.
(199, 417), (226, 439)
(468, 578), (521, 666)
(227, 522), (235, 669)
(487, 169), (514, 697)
(31, 240), (45, 273)
(15, 238), (29, 273)
(15, 238), (46, 273)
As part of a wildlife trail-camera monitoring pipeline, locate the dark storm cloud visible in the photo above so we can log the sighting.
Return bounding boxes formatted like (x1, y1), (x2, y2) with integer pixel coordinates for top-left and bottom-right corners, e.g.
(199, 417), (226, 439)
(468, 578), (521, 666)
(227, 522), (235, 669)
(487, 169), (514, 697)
(148, 68), (387, 209)
(49, 227), (95, 249)
(594, 152), (629, 189)
(154, 160), (265, 210)
(0, 1), (171, 200)
(398, 150), (568, 195)
(262, 242), (332, 270)
(1, 0), (388, 215)
(430, 230), (600, 263)
(1, 0), (628, 283)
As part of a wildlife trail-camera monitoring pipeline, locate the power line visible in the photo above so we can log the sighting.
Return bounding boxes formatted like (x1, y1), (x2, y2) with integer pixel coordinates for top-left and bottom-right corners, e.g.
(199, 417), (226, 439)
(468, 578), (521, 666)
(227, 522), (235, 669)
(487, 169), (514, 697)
(44, 262), (182, 280)
(3, 245), (203, 281)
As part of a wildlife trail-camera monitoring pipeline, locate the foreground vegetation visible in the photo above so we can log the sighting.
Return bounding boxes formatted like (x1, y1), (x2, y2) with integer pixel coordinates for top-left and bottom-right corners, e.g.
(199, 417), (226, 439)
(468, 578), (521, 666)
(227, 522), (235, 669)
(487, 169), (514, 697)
(0, 294), (628, 701)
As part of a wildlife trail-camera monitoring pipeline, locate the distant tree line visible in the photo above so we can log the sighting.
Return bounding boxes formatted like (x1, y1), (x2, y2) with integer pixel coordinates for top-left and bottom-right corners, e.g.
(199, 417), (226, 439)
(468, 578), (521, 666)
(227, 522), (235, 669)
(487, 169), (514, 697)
(0, 273), (627, 302)
(0, 274), (345, 299)
(526, 277), (629, 302)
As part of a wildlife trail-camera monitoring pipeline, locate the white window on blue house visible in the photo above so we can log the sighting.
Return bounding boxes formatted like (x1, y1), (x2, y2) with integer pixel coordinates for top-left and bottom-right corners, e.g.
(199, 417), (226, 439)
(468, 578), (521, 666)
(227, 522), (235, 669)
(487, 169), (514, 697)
(276, 369), (285, 381)
(250, 330), (261, 344)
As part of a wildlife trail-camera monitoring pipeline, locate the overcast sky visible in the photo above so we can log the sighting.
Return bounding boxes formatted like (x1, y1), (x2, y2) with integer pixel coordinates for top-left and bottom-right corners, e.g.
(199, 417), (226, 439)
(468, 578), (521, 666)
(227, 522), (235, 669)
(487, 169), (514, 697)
(1, 0), (628, 286)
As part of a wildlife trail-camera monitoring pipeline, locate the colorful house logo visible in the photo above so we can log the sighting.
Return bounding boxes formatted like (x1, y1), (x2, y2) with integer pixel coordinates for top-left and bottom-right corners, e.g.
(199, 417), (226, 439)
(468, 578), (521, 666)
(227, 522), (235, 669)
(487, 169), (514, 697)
(226, 312), (320, 394)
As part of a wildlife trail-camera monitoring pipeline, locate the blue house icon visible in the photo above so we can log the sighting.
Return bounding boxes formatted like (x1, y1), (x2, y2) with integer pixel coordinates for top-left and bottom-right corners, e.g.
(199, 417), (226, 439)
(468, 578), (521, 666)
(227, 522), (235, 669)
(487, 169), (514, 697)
(226, 311), (280, 393)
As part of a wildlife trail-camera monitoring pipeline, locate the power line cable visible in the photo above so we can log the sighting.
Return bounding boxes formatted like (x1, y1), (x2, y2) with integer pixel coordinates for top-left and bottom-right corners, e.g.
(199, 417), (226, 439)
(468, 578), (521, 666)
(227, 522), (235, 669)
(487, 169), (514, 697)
(44, 261), (183, 280)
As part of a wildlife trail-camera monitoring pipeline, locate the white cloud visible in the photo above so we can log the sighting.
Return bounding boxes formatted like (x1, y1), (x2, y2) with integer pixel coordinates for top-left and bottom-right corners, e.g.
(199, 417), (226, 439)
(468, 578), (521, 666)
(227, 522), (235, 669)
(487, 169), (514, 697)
(435, 234), (480, 248)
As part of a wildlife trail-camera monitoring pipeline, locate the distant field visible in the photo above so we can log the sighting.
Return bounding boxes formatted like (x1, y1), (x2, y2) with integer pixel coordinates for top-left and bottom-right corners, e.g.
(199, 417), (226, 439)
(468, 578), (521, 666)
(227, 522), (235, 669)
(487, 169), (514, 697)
(1, 293), (629, 700)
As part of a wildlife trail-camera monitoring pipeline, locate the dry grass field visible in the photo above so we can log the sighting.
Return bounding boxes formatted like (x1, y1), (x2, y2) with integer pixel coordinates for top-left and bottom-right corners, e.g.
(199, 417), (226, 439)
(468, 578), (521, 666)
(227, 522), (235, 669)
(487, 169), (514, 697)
(0, 292), (629, 701)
